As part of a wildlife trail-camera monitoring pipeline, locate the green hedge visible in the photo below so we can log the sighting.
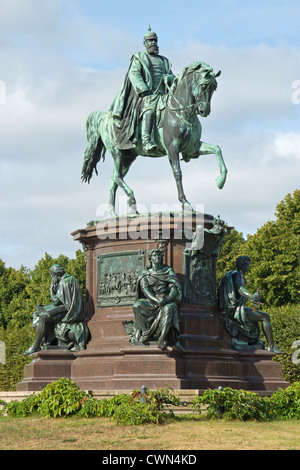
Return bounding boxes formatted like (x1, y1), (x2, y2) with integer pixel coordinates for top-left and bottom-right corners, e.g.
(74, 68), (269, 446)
(0, 325), (34, 391)
(269, 304), (300, 384)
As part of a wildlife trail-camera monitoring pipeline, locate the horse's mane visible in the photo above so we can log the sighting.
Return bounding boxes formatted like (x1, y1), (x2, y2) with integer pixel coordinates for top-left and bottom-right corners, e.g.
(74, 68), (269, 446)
(170, 61), (217, 94)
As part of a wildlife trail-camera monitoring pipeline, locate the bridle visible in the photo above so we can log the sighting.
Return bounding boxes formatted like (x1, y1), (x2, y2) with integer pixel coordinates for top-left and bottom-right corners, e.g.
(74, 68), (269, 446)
(165, 72), (217, 117)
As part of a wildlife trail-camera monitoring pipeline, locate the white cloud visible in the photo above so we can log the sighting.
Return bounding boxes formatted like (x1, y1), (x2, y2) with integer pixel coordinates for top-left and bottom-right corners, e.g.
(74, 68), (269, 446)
(0, 0), (65, 33)
(0, 4), (299, 269)
(273, 132), (300, 161)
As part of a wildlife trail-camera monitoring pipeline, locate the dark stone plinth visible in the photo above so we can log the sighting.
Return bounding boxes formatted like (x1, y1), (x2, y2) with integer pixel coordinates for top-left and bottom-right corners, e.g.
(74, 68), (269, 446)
(17, 348), (76, 391)
(72, 346), (288, 393)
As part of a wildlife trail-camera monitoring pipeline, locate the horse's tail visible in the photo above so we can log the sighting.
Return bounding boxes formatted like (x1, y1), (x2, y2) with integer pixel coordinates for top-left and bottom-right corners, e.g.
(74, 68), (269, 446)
(81, 111), (107, 184)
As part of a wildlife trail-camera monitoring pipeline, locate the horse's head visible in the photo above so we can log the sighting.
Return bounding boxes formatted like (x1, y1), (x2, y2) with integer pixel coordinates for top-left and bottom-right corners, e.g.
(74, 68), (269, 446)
(191, 62), (221, 117)
(172, 62), (220, 117)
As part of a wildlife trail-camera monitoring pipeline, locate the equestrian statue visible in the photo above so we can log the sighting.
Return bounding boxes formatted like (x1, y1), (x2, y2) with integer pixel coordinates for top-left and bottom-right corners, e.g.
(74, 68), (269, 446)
(81, 26), (227, 216)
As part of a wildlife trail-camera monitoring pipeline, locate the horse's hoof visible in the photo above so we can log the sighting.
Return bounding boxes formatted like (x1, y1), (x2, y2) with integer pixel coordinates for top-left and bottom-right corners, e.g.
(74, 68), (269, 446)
(108, 210), (117, 218)
(182, 202), (194, 212)
(127, 205), (139, 215)
(215, 173), (227, 189)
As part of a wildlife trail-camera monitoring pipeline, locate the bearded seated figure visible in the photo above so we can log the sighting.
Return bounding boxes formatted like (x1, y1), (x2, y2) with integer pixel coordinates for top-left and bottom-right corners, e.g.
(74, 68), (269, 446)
(24, 264), (89, 355)
(131, 249), (184, 352)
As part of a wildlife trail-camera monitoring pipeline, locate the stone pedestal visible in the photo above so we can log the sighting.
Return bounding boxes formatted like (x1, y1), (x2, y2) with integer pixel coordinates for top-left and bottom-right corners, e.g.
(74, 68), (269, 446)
(17, 349), (76, 391)
(70, 212), (288, 392)
(17, 211), (289, 393)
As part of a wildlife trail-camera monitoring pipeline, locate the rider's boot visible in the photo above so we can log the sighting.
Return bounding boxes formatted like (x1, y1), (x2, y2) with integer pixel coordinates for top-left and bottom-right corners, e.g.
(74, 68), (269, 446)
(141, 111), (157, 152)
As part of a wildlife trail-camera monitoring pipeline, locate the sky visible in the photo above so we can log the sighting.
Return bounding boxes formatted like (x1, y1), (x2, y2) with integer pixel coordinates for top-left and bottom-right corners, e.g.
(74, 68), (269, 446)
(0, 0), (299, 270)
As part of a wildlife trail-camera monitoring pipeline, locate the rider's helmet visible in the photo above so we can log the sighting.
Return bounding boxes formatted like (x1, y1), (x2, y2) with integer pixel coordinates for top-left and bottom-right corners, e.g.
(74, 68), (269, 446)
(143, 25), (158, 46)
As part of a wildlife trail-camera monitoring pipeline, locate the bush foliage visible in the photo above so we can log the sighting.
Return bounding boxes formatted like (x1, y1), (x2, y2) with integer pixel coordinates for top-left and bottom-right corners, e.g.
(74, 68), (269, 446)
(0, 379), (180, 425)
(270, 382), (300, 419)
(1, 379), (300, 424)
(192, 383), (300, 421)
(192, 387), (273, 421)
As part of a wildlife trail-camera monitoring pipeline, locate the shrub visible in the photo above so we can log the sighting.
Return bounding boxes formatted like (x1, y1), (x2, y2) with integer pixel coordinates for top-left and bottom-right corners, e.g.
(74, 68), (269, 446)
(109, 400), (163, 425)
(1, 378), (92, 418)
(1, 393), (42, 417)
(84, 387), (180, 425)
(270, 382), (300, 419)
(1, 379), (179, 425)
(3, 378), (300, 424)
(111, 386), (181, 425)
(131, 385), (180, 410)
(192, 387), (274, 421)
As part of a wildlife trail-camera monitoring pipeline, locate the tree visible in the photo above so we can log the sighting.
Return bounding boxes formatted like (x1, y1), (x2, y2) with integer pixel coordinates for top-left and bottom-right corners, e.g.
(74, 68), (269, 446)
(216, 229), (245, 286)
(217, 189), (300, 307)
(0, 261), (30, 329)
(243, 190), (300, 307)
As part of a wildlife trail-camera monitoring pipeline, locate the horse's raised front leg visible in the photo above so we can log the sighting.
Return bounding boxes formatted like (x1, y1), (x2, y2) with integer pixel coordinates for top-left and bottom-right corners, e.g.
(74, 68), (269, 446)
(199, 142), (228, 189)
(168, 147), (193, 212)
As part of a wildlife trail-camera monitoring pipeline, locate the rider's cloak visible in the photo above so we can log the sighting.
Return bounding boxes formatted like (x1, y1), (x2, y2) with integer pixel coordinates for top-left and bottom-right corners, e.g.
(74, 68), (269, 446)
(109, 51), (173, 150)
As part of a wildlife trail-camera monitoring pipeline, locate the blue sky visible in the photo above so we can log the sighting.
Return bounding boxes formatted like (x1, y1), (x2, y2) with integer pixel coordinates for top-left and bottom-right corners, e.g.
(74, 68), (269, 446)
(0, 0), (299, 269)
(73, 0), (300, 49)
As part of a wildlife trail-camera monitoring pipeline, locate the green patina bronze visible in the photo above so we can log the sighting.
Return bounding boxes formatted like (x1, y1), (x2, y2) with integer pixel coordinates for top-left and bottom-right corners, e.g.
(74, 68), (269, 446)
(97, 250), (145, 307)
(124, 248), (184, 351)
(24, 264), (90, 355)
(183, 216), (229, 305)
(81, 26), (227, 216)
(218, 256), (282, 352)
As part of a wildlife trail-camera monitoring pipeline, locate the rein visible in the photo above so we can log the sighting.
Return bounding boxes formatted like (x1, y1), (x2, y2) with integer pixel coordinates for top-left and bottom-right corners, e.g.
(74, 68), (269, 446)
(165, 72), (213, 118)
(166, 90), (198, 116)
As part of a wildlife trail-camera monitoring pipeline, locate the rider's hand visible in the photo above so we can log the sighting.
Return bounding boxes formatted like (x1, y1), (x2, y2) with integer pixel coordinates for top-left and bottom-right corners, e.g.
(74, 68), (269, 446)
(252, 292), (260, 302)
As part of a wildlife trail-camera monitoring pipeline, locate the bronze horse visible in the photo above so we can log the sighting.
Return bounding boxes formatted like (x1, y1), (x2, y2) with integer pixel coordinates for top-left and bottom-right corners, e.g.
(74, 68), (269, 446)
(81, 61), (227, 215)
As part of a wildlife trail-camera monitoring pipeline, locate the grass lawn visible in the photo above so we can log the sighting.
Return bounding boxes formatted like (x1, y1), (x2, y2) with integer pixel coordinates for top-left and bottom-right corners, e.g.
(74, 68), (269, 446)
(0, 415), (299, 450)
